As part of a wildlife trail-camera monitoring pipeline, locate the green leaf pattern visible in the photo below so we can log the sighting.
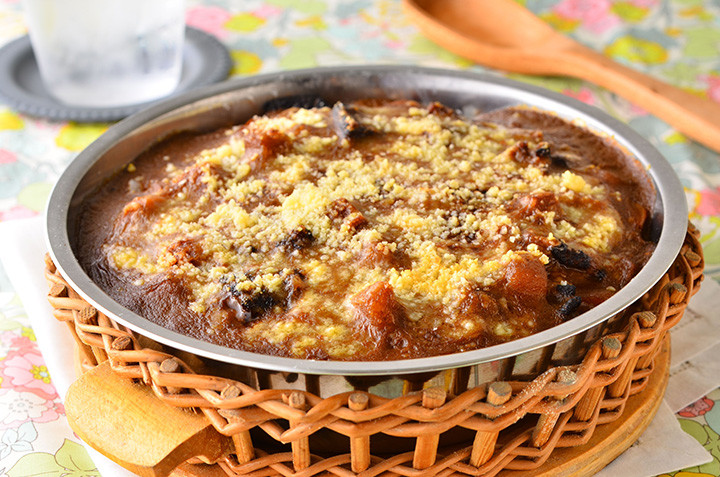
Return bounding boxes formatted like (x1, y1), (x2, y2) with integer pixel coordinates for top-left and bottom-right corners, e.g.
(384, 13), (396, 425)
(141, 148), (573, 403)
(7, 440), (99, 477)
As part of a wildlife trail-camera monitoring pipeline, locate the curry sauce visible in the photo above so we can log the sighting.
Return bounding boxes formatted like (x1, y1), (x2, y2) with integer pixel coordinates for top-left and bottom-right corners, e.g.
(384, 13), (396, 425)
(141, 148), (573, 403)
(77, 100), (656, 360)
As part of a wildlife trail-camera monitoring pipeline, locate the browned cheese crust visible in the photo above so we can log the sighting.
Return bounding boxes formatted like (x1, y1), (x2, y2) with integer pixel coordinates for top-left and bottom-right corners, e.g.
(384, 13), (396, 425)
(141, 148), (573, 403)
(77, 100), (656, 360)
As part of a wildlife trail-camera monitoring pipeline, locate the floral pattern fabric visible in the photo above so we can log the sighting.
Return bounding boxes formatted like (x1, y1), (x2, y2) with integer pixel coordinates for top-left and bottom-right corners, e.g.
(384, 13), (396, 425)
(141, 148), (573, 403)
(0, 0), (718, 475)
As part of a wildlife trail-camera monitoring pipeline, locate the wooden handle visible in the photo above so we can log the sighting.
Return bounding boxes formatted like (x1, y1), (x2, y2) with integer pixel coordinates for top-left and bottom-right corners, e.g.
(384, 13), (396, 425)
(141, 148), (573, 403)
(563, 44), (720, 153)
(403, 0), (720, 153)
(65, 361), (233, 477)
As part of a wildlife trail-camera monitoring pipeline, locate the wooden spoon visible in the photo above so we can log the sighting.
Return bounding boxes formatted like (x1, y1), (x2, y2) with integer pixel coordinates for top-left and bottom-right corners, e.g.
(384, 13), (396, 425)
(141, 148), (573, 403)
(403, 0), (720, 154)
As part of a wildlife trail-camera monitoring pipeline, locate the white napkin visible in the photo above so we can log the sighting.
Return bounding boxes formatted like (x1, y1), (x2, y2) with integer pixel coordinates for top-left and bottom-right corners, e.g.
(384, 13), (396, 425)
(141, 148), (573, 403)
(0, 218), (133, 477)
(0, 217), (712, 476)
(665, 283), (720, 412)
(596, 401), (712, 477)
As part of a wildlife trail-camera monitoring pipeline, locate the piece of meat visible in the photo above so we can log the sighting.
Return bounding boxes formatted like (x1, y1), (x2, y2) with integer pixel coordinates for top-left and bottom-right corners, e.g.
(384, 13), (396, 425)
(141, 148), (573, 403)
(328, 198), (356, 219)
(504, 253), (548, 302)
(328, 198), (368, 232)
(350, 281), (405, 341)
(120, 190), (167, 216)
(506, 141), (534, 164)
(457, 288), (499, 320)
(164, 239), (205, 266)
(510, 191), (558, 218)
(427, 101), (457, 117)
(358, 242), (395, 268)
(242, 126), (291, 169)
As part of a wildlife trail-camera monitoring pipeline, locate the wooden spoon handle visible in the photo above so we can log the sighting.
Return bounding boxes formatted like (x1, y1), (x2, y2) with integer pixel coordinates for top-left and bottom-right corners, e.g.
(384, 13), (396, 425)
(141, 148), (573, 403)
(65, 361), (233, 477)
(565, 44), (720, 153)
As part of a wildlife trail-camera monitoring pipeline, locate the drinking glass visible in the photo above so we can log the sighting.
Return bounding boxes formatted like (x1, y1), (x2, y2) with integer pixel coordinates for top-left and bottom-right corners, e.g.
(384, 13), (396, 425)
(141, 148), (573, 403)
(22, 0), (185, 108)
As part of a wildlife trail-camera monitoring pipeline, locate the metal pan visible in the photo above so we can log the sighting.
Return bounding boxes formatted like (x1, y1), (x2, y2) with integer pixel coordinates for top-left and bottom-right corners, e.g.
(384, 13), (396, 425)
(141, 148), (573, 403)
(45, 65), (687, 397)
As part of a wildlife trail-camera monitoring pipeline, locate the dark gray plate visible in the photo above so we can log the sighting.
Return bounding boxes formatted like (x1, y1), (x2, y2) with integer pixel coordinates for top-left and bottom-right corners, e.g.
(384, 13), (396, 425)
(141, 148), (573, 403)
(0, 27), (232, 122)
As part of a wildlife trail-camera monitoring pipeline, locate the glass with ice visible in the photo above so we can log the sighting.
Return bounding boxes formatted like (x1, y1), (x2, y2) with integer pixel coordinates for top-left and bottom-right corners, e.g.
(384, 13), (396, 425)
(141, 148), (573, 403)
(22, 0), (185, 108)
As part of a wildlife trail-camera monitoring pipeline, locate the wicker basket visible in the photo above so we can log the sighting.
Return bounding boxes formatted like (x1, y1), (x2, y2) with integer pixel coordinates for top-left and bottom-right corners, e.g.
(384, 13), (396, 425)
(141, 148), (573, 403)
(44, 225), (704, 477)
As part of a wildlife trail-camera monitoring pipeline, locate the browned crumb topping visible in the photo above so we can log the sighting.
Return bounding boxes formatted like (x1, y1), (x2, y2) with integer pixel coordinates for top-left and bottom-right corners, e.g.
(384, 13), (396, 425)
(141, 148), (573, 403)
(82, 100), (655, 360)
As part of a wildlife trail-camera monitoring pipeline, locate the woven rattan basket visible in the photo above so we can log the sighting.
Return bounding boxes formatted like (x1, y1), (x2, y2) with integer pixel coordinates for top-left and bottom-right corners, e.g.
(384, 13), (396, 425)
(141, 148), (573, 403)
(45, 225), (704, 477)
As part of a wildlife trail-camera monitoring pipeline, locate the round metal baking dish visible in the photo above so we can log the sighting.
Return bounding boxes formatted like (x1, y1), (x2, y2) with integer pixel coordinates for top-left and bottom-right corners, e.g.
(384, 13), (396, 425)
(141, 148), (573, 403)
(46, 65), (687, 393)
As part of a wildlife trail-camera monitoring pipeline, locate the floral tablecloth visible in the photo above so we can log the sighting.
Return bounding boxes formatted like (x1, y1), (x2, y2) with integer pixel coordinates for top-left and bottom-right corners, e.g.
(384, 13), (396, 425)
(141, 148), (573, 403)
(0, 1), (719, 476)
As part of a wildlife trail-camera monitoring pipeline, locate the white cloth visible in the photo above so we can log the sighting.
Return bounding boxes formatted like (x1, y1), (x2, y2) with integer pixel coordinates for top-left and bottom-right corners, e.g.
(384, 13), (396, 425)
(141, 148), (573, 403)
(596, 401), (712, 477)
(0, 217), (713, 476)
(0, 218), (132, 477)
(665, 282), (720, 412)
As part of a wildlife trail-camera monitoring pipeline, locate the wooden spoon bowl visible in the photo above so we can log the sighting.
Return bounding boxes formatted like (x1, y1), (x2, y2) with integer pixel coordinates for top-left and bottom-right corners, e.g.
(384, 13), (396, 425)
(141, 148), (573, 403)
(403, 0), (720, 154)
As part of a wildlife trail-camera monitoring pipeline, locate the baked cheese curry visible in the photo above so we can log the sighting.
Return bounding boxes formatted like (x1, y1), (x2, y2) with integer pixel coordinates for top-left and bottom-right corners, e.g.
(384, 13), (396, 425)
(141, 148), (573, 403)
(77, 99), (656, 360)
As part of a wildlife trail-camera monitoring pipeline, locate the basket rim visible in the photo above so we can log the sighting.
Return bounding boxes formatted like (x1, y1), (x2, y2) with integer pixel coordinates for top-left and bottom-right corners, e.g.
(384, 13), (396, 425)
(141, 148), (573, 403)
(45, 65), (688, 376)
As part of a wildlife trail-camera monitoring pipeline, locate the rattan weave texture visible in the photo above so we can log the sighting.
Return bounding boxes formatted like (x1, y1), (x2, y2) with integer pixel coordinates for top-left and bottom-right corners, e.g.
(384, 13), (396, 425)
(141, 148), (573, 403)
(45, 226), (704, 477)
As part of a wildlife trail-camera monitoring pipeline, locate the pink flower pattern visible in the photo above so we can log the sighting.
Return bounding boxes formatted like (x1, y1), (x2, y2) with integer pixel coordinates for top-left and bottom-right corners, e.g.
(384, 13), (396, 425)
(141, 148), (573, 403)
(0, 347), (58, 401)
(704, 75), (720, 104)
(678, 397), (715, 418)
(696, 187), (720, 216)
(630, 0), (658, 6)
(0, 331), (21, 357)
(0, 149), (16, 164)
(562, 86), (596, 105)
(0, 390), (63, 430)
(185, 6), (232, 39)
(553, 0), (620, 34)
(0, 205), (38, 221)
